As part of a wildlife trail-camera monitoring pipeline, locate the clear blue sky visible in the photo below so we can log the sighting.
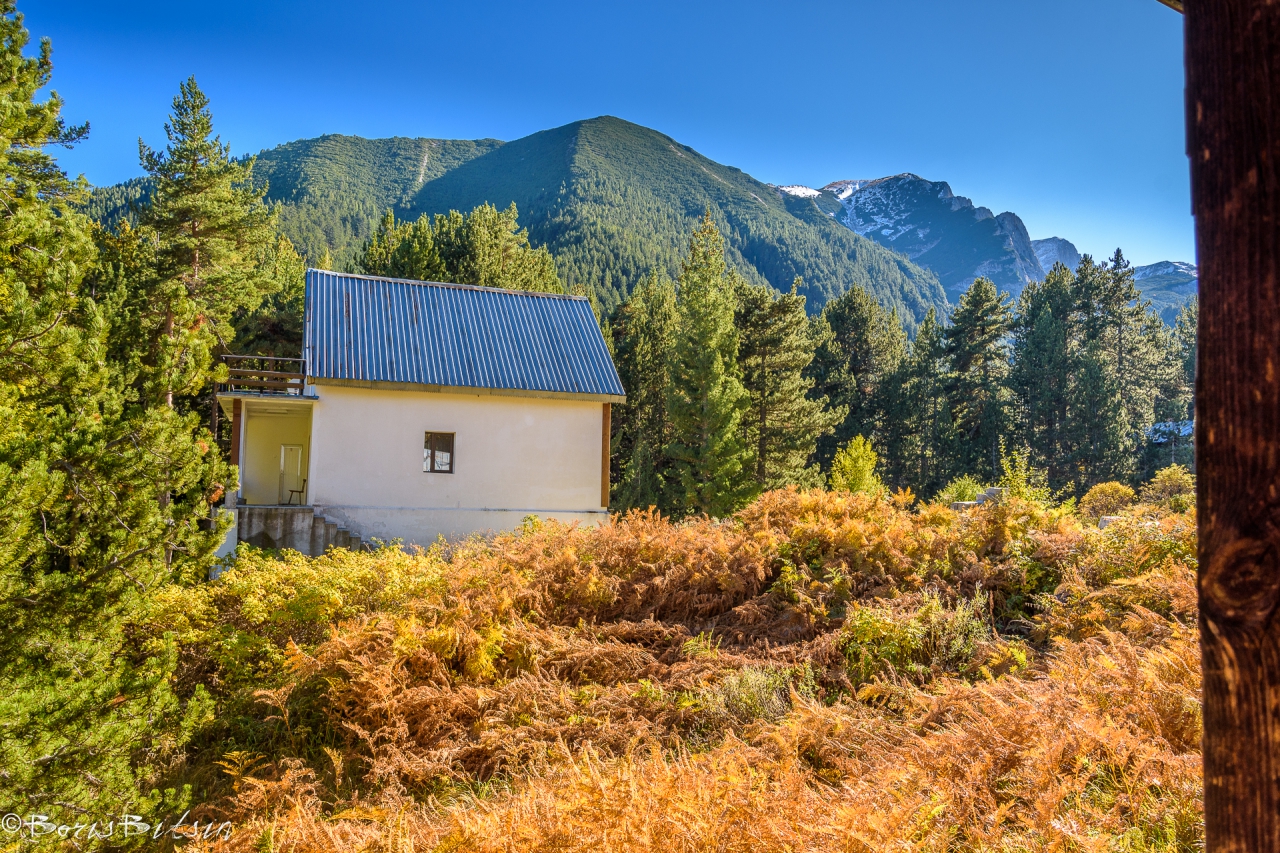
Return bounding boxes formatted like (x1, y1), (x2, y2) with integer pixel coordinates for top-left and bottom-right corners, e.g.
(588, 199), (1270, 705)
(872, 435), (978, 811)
(28, 0), (1191, 265)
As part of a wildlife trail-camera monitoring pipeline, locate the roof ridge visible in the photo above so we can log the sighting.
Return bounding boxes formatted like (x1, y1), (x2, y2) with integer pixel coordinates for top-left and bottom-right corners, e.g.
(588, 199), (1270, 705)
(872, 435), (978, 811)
(306, 269), (589, 302)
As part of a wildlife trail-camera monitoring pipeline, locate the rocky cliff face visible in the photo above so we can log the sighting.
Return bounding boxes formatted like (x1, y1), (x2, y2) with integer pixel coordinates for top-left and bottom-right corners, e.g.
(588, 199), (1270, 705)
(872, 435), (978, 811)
(818, 174), (1045, 301)
(1031, 237), (1082, 274)
(1133, 260), (1198, 323)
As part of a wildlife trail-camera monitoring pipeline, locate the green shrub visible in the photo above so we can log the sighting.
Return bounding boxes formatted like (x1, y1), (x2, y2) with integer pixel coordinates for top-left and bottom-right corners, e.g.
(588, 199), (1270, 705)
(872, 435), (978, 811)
(997, 445), (1054, 505)
(935, 475), (985, 506)
(694, 666), (793, 729)
(1079, 482), (1136, 520)
(829, 436), (885, 495)
(1141, 464), (1195, 508)
(839, 592), (994, 687)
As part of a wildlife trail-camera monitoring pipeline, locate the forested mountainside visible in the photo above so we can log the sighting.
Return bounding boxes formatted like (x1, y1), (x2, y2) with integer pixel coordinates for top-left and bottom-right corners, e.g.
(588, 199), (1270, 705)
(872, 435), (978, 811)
(86, 117), (948, 325)
(402, 117), (946, 322)
(84, 134), (504, 266)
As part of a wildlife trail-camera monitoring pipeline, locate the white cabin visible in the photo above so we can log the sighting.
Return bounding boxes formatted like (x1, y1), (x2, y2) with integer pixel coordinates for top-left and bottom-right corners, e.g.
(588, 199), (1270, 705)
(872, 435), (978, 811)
(216, 270), (624, 554)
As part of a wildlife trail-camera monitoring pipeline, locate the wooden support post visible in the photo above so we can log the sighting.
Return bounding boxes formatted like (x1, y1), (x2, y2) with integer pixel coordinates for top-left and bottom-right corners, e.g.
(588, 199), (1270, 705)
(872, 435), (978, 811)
(601, 402), (611, 509)
(1185, 0), (1280, 847)
(230, 399), (243, 469)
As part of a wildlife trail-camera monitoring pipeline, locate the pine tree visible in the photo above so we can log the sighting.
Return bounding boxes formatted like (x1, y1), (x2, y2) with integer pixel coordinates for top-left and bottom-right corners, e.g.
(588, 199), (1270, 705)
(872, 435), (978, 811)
(612, 270), (680, 514)
(665, 212), (754, 516)
(944, 277), (1013, 482)
(1174, 296), (1198, 393)
(881, 308), (950, 494)
(1137, 297), (1195, 477)
(137, 77), (278, 408)
(0, 14), (221, 820)
(1063, 253), (1154, 487)
(232, 233), (307, 357)
(807, 284), (906, 469)
(1009, 265), (1075, 490)
(360, 203), (562, 293)
(358, 209), (445, 281)
(735, 277), (843, 490)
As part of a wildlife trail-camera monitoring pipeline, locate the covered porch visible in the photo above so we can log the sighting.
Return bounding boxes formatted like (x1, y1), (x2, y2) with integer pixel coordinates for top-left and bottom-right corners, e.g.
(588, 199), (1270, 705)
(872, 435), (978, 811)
(215, 357), (363, 555)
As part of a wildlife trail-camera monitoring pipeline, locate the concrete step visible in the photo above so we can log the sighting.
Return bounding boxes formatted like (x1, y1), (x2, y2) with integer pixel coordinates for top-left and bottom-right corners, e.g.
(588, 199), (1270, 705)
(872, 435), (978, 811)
(237, 504), (366, 556)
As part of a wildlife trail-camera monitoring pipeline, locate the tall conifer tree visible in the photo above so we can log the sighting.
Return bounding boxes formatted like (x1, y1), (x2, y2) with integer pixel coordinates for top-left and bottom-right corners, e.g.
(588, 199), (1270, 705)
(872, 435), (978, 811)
(1062, 254), (1149, 486)
(807, 284), (905, 469)
(665, 212), (753, 516)
(1009, 265), (1075, 489)
(0, 21), (239, 820)
(612, 270), (679, 513)
(945, 277), (1012, 481)
(359, 203), (562, 294)
(136, 77), (278, 408)
(881, 308), (950, 493)
(735, 277), (842, 490)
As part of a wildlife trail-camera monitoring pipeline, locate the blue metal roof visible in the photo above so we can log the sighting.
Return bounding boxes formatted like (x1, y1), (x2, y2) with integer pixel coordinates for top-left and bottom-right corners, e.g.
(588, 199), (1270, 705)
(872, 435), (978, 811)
(303, 270), (625, 401)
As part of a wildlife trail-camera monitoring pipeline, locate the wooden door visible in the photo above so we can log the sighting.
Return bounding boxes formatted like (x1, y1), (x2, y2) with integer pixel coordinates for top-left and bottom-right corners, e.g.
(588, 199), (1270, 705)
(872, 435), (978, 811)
(279, 444), (304, 504)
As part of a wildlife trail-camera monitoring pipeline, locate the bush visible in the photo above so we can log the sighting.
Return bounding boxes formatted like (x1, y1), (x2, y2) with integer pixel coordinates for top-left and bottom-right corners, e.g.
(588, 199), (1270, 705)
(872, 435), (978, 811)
(997, 445), (1054, 505)
(935, 474), (985, 505)
(1141, 464), (1196, 509)
(1079, 481), (1136, 520)
(692, 666), (794, 732)
(829, 435), (884, 495)
(839, 592), (994, 686)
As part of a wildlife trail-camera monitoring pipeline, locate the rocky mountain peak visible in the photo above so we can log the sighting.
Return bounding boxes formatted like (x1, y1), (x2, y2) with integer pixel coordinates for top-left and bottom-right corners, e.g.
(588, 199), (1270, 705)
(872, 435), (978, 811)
(1031, 237), (1082, 274)
(823, 173), (1044, 300)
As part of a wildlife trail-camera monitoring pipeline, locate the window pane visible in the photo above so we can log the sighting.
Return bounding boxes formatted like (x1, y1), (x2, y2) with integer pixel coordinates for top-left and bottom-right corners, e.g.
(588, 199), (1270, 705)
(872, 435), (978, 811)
(434, 433), (453, 473)
(423, 432), (433, 472)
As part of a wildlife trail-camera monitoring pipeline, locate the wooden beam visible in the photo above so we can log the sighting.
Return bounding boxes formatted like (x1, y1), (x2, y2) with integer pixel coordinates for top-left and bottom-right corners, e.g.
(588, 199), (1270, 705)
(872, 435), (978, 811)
(601, 402), (611, 509)
(224, 379), (305, 391)
(1186, 0), (1280, 848)
(223, 355), (304, 363)
(227, 368), (306, 380)
(1156, 0), (1184, 12)
(230, 399), (242, 469)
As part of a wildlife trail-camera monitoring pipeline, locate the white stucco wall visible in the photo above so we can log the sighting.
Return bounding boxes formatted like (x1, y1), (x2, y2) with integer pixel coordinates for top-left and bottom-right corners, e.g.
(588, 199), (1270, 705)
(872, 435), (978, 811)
(307, 384), (607, 546)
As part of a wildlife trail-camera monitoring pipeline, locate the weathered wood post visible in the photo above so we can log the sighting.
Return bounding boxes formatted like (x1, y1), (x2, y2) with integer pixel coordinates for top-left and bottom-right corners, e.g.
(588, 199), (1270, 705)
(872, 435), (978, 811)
(1185, 0), (1280, 848)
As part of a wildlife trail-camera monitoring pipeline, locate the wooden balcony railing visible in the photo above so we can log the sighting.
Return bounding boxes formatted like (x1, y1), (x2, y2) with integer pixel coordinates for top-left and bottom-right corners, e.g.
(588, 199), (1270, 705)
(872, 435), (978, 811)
(220, 355), (306, 395)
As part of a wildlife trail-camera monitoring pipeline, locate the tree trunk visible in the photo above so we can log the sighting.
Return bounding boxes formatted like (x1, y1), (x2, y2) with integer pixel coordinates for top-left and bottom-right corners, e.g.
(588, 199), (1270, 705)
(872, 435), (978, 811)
(1186, 0), (1280, 849)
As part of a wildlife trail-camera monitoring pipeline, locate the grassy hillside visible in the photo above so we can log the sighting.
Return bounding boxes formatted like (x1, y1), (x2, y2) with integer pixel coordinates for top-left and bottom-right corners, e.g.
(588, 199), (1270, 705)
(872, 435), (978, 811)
(139, 486), (1201, 851)
(407, 117), (947, 321)
(86, 119), (947, 325)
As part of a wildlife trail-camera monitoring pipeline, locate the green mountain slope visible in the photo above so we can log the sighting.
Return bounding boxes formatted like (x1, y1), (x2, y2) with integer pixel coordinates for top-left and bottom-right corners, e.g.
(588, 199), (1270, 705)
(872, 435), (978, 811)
(86, 117), (947, 325)
(254, 134), (503, 263)
(406, 117), (946, 322)
(83, 135), (504, 263)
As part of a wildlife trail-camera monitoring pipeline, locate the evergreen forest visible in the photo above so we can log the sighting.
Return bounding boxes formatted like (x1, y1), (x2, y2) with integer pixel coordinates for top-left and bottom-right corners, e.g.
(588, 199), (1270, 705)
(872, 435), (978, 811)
(0, 4), (1205, 849)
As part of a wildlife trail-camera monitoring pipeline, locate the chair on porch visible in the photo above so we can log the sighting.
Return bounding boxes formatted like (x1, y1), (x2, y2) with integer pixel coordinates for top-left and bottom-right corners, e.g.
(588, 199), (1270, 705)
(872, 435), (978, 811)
(286, 478), (307, 506)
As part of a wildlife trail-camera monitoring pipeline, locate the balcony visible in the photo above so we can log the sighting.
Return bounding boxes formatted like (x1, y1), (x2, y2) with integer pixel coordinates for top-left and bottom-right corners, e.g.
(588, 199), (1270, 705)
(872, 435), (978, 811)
(219, 355), (306, 395)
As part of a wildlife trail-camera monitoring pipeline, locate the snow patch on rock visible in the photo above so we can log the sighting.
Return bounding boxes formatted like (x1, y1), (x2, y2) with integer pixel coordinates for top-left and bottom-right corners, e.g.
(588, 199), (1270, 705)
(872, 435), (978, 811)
(1134, 260), (1197, 281)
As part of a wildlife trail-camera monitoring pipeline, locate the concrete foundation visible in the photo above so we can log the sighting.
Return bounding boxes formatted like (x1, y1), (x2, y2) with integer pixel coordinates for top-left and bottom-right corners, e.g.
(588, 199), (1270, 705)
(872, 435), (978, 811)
(314, 505), (609, 549)
(237, 505), (364, 555)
